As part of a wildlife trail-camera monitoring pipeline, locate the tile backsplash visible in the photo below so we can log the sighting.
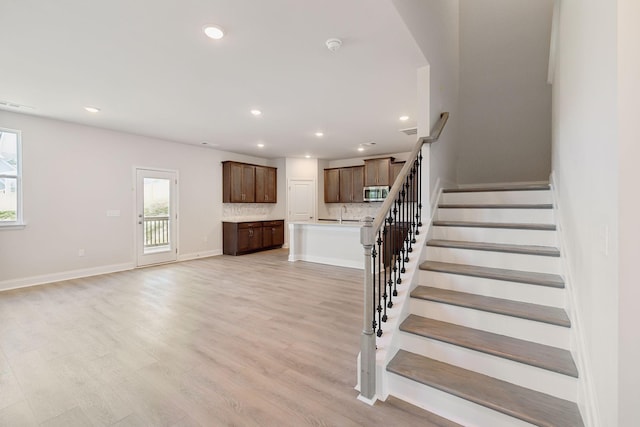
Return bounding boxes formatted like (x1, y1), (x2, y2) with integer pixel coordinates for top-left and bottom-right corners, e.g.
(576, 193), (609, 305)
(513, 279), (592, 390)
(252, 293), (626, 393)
(222, 204), (279, 221)
(324, 203), (382, 221)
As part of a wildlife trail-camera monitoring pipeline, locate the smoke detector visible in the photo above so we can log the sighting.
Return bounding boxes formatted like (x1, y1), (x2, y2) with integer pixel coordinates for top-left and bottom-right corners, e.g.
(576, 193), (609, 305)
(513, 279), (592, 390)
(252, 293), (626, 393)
(325, 38), (342, 52)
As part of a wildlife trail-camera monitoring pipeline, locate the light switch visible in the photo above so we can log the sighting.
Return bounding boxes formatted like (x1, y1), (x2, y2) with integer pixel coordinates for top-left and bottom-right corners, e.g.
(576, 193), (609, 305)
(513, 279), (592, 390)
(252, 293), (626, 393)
(107, 210), (121, 217)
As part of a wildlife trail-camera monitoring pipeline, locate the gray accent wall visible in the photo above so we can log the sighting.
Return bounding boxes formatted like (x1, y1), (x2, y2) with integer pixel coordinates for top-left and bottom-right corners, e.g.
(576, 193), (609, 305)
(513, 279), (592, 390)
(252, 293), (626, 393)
(458, 0), (554, 184)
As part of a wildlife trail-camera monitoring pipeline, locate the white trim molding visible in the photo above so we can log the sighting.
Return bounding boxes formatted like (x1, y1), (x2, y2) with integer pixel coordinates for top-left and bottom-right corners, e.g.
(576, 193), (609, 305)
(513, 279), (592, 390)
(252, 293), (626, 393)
(549, 171), (599, 427)
(0, 262), (136, 292)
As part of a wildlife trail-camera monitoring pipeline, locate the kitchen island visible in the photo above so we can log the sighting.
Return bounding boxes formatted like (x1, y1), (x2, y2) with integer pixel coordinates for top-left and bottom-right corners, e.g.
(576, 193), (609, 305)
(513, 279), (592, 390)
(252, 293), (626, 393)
(288, 219), (364, 269)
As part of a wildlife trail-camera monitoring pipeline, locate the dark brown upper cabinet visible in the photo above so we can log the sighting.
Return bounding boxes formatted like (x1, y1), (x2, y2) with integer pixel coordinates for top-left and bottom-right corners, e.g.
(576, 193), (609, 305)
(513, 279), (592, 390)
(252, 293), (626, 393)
(324, 166), (365, 203)
(324, 169), (340, 203)
(222, 161), (277, 203)
(364, 157), (394, 187)
(255, 165), (277, 203)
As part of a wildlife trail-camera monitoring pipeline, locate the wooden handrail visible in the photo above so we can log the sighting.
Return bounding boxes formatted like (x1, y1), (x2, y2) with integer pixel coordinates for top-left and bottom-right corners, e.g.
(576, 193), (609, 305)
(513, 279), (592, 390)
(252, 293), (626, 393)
(371, 112), (449, 232)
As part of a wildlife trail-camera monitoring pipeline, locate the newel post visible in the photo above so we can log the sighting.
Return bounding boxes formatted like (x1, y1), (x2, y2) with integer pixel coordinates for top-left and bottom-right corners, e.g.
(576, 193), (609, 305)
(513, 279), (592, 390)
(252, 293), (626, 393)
(359, 216), (376, 403)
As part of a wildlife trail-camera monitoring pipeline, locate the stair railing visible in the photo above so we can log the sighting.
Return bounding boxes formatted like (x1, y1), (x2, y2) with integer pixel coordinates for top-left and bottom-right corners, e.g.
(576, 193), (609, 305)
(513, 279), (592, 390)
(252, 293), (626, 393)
(359, 112), (449, 402)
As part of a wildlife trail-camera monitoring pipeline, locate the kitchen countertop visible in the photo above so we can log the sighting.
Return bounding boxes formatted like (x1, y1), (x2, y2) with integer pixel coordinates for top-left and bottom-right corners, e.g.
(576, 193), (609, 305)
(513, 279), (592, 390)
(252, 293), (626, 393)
(221, 218), (284, 223)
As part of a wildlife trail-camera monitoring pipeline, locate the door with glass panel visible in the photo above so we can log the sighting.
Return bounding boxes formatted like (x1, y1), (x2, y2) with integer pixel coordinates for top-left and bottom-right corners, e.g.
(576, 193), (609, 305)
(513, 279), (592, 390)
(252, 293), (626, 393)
(136, 169), (177, 266)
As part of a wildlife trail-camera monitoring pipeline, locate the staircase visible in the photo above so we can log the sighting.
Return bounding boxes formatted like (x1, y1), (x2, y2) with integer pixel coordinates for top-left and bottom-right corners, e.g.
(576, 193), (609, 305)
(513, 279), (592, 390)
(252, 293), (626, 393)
(385, 184), (585, 427)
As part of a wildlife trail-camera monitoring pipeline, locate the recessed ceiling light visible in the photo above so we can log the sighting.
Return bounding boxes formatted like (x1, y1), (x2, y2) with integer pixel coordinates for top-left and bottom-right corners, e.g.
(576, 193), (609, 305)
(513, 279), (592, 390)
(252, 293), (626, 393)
(85, 106), (100, 113)
(305, 155), (311, 159)
(251, 109), (262, 116)
(315, 132), (324, 137)
(201, 142), (208, 145)
(203, 25), (225, 40)
(357, 147), (365, 152)
(257, 143), (265, 148)
(399, 115), (410, 121)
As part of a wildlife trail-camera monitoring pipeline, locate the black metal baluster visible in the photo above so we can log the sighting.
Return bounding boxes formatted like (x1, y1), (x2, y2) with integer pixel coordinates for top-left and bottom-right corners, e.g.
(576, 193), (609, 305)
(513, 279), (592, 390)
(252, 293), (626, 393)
(398, 181), (405, 276)
(392, 198), (400, 296)
(411, 161), (417, 244)
(417, 150), (423, 228)
(382, 225), (389, 320)
(372, 233), (382, 337)
(403, 178), (409, 264)
(386, 215), (394, 308)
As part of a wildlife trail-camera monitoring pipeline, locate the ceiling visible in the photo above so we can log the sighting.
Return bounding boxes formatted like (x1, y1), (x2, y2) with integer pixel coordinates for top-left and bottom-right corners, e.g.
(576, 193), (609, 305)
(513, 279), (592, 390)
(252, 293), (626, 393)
(0, 0), (426, 160)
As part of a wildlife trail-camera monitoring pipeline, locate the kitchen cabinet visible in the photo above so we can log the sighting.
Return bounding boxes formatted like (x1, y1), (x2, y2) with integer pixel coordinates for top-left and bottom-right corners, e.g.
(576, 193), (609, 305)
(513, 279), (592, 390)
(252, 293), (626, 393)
(364, 157), (393, 186)
(223, 220), (285, 255)
(262, 220), (285, 248)
(324, 169), (340, 203)
(324, 166), (364, 203)
(222, 161), (277, 203)
(351, 166), (364, 202)
(255, 166), (277, 203)
(391, 162), (405, 185)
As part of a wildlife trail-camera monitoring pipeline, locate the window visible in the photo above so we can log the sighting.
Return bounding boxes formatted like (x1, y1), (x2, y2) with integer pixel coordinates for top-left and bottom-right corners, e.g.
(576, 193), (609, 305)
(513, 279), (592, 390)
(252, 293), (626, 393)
(0, 128), (22, 226)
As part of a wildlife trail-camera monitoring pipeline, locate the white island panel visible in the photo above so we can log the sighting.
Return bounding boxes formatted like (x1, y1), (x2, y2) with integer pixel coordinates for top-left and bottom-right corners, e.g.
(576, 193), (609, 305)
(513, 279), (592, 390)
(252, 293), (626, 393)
(288, 222), (363, 269)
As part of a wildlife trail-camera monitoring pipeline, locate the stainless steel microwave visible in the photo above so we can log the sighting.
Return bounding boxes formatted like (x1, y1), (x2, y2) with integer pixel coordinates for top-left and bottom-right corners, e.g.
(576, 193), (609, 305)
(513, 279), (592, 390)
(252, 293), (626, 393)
(363, 186), (389, 202)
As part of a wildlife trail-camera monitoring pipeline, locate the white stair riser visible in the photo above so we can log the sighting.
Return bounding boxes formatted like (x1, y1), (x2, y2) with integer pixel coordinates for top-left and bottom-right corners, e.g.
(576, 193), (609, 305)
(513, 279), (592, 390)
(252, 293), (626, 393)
(410, 299), (570, 349)
(432, 226), (557, 246)
(437, 208), (554, 224)
(387, 373), (537, 427)
(425, 246), (561, 274)
(399, 332), (578, 401)
(441, 190), (552, 205)
(419, 270), (565, 307)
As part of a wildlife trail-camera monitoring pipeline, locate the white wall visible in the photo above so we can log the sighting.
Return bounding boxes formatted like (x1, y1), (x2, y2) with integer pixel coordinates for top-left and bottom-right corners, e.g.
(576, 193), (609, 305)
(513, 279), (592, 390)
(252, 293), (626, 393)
(458, 0), (554, 184)
(617, 0), (640, 424)
(551, 0), (618, 425)
(391, 0), (460, 199)
(0, 111), (285, 288)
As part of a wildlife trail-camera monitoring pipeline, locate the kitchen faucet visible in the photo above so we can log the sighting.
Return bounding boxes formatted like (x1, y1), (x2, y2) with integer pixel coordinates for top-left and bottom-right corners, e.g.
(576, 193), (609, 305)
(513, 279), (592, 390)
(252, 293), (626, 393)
(339, 205), (347, 223)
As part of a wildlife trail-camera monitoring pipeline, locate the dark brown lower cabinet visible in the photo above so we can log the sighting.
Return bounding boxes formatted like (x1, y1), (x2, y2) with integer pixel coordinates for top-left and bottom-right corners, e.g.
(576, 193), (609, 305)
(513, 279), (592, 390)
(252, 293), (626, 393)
(223, 220), (285, 255)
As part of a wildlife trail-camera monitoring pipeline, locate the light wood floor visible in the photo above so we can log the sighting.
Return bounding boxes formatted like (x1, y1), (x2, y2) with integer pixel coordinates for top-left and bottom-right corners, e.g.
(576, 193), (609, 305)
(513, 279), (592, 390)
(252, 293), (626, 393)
(0, 249), (458, 427)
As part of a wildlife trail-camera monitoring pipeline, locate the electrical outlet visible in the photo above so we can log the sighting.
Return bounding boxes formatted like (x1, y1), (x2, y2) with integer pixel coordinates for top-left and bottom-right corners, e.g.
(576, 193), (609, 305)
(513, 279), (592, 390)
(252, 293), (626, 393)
(78, 249), (85, 257)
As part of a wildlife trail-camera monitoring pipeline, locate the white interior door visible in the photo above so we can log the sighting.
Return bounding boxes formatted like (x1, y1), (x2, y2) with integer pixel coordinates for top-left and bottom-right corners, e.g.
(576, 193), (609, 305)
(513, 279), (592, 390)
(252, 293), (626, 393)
(288, 179), (315, 222)
(136, 169), (177, 266)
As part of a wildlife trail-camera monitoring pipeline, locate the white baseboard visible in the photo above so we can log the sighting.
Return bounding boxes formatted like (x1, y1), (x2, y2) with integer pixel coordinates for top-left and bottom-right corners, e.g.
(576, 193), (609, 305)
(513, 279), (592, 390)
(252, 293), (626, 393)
(288, 254), (361, 270)
(549, 171), (599, 427)
(0, 262), (136, 292)
(177, 249), (222, 262)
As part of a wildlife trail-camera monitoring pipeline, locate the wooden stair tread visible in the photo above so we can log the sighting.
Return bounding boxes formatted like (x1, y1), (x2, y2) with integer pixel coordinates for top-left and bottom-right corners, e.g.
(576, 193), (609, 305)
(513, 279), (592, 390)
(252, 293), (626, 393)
(443, 184), (550, 193)
(427, 239), (560, 257)
(420, 261), (564, 288)
(400, 314), (577, 377)
(412, 286), (570, 327)
(387, 350), (584, 427)
(433, 220), (556, 231)
(438, 203), (553, 209)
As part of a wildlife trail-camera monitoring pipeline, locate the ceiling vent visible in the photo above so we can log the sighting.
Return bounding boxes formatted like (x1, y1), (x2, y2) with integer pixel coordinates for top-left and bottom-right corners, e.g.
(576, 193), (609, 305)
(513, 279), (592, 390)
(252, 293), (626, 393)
(400, 126), (417, 136)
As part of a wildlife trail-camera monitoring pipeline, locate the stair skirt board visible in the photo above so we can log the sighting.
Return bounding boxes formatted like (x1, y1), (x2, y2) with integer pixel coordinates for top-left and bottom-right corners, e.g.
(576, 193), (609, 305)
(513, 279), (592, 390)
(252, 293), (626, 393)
(425, 247), (561, 275)
(431, 226), (558, 247)
(398, 332), (578, 401)
(441, 190), (552, 205)
(436, 208), (554, 224)
(409, 298), (571, 349)
(418, 270), (565, 307)
(387, 372), (539, 427)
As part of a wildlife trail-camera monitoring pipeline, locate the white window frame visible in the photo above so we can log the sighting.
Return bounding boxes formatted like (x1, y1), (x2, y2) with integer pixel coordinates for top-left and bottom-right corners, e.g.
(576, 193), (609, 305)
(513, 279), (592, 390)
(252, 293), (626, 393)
(0, 127), (23, 229)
